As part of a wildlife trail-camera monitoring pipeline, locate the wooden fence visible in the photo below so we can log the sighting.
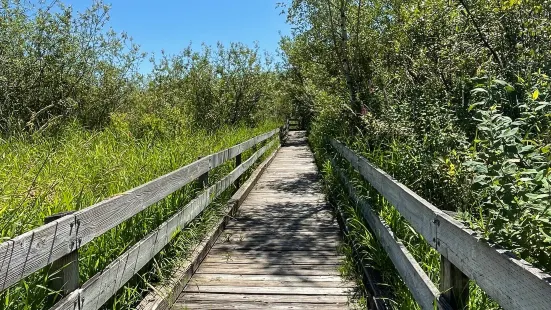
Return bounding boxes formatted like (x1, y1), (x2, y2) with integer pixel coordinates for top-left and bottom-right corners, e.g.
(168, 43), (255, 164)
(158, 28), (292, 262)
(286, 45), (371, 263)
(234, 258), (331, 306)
(0, 127), (284, 310)
(330, 139), (551, 310)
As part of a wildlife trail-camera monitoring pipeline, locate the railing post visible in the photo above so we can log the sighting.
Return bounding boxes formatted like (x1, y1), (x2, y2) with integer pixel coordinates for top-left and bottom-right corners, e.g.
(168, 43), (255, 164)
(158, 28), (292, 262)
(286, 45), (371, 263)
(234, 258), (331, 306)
(198, 156), (208, 189)
(440, 255), (469, 308)
(279, 119), (288, 146)
(234, 153), (242, 188)
(44, 211), (79, 306)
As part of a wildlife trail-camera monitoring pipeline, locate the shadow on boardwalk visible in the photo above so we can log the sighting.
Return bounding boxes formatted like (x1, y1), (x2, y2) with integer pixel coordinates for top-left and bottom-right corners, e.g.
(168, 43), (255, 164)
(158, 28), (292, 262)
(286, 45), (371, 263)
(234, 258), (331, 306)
(177, 131), (359, 309)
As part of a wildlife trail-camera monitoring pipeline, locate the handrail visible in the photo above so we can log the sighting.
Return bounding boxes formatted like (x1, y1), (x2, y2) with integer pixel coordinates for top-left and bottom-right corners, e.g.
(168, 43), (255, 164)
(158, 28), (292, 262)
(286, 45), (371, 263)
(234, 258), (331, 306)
(0, 128), (279, 296)
(330, 139), (551, 310)
(330, 158), (449, 310)
(52, 139), (277, 310)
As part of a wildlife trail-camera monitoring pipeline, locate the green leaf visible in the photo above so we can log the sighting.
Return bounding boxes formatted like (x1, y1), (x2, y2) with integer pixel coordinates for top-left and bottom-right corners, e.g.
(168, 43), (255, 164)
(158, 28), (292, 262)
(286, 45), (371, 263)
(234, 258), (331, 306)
(520, 145), (534, 153)
(526, 193), (549, 200)
(532, 89), (540, 100)
(493, 79), (514, 89)
(471, 88), (488, 95)
(468, 101), (485, 111)
(498, 127), (519, 138)
(473, 175), (487, 184)
(535, 102), (549, 111)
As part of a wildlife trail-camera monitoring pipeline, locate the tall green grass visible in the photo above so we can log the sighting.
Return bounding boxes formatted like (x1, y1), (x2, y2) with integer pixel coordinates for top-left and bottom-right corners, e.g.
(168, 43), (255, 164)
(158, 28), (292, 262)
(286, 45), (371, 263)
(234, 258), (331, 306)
(0, 120), (279, 309)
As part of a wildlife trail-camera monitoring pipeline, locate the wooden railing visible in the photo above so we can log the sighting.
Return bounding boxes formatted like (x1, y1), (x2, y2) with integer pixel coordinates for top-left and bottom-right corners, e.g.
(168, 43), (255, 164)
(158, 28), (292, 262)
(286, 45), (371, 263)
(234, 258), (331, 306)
(0, 128), (283, 310)
(279, 119), (290, 145)
(330, 139), (551, 310)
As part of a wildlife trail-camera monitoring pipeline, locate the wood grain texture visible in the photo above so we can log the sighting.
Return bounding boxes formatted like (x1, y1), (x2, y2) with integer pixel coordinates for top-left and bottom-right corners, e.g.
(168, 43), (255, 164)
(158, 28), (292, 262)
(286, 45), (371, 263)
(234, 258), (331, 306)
(331, 139), (551, 310)
(195, 264), (343, 276)
(50, 137), (277, 310)
(183, 286), (351, 295)
(173, 302), (347, 310)
(0, 130), (277, 292)
(177, 293), (348, 304)
(175, 131), (355, 309)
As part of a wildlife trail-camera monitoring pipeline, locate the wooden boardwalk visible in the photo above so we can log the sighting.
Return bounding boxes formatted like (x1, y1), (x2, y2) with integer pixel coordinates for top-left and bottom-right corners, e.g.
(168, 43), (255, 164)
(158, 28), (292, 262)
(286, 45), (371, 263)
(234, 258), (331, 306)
(4, 124), (551, 310)
(174, 131), (355, 309)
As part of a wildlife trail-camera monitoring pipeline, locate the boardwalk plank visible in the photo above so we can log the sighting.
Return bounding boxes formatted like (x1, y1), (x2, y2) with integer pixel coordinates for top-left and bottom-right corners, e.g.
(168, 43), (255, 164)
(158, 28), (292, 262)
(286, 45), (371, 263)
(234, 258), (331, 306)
(183, 286), (351, 295)
(178, 293), (348, 304)
(175, 131), (354, 309)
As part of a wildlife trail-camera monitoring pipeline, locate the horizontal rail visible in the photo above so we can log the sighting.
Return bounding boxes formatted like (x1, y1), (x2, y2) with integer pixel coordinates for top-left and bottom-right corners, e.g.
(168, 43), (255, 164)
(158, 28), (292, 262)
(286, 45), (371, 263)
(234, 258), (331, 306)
(137, 142), (281, 310)
(51, 139), (277, 310)
(0, 129), (278, 292)
(330, 139), (551, 310)
(331, 159), (448, 310)
(329, 162), (389, 310)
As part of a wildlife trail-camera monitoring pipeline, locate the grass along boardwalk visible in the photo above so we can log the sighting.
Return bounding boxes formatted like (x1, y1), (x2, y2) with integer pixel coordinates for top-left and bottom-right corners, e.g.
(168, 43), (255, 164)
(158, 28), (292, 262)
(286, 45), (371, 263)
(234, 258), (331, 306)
(174, 131), (355, 309)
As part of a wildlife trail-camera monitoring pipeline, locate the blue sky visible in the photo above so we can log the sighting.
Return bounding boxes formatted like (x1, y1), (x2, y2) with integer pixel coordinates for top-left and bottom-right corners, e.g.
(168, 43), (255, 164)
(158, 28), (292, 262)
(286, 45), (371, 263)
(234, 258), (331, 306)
(63, 0), (291, 73)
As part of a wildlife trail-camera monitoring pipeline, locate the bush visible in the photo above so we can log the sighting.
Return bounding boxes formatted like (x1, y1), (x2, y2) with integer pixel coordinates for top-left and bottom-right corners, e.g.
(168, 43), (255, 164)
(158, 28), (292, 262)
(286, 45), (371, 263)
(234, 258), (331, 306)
(0, 0), (142, 134)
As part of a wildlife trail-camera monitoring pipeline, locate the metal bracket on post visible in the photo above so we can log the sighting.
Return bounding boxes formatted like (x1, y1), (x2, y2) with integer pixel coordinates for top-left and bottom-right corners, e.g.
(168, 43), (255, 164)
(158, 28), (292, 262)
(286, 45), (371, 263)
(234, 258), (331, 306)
(44, 211), (79, 307)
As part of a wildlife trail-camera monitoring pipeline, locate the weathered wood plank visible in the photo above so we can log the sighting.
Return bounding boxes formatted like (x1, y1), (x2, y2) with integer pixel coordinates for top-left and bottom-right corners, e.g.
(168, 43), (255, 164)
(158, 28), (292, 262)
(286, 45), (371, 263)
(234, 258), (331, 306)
(196, 266), (342, 277)
(212, 244), (338, 252)
(215, 235), (340, 244)
(332, 160), (446, 310)
(214, 239), (340, 246)
(228, 218), (338, 226)
(0, 130), (277, 292)
(197, 267), (341, 276)
(202, 256), (344, 265)
(177, 293), (348, 304)
(183, 285), (351, 295)
(173, 302), (347, 310)
(219, 232), (339, 239)
(223, 223), (339, 231)
(191, 274), (345, 282)
(331, 139), (551, 310)
(227, 215), (335, 222)
(188, 278), (354, 288)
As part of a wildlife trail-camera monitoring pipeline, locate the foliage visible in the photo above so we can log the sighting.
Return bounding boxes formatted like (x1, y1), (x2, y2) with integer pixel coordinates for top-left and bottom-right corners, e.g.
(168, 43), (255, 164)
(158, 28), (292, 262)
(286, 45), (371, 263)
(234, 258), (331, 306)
(0, 1), (288, 136)
(0, 0), (143, 133)
(148, 43), (285, 131)
(280, 0), (551, 307)
(466, 77), (551, 265)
